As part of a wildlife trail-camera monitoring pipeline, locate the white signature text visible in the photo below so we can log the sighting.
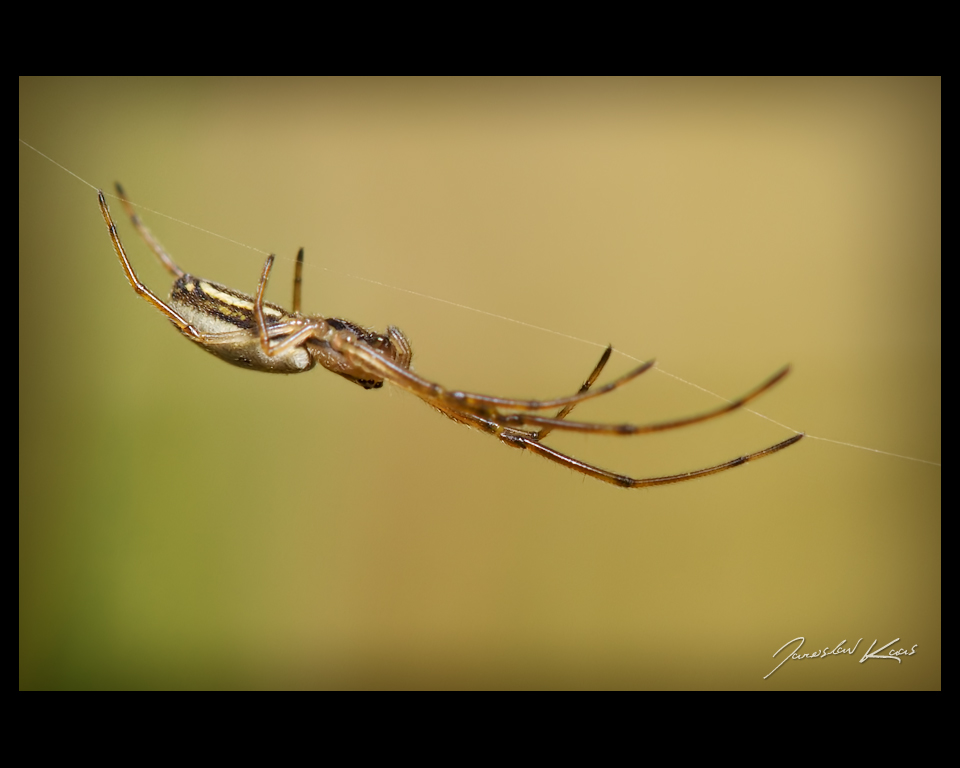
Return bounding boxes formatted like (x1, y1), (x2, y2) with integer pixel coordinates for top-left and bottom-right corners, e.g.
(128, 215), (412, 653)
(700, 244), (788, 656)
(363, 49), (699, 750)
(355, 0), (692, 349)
(764, 636), (917, 679)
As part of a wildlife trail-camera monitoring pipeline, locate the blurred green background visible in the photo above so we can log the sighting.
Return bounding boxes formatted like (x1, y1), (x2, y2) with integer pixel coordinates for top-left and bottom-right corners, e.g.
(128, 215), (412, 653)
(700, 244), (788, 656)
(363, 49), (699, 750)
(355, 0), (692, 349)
(20, 78), (940, 689)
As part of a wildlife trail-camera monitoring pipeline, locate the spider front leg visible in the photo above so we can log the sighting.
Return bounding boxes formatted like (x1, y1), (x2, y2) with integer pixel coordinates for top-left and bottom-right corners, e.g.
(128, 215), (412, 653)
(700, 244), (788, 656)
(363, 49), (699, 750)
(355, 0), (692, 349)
(330, 334), (656, 418)
(495, 367), (792, 436)
(508, 431), (804, 488)
(535, 346), (614, 440)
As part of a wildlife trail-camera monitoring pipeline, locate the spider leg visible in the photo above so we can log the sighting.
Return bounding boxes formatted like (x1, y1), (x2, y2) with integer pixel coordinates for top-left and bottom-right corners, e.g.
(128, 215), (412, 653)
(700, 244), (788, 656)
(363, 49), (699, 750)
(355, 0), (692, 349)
(416, 373), (803, 488)
(388, 326), (414, 370)
(330, 333), (655, 415)
(292, 247), (304, 314)
(252, 253), (329, 358)
(114, 183), (185, 278)
(254, 254), (278, 354)
(99, 190), (204, 342)
(497, 366), (791, 435)
(536, 346), (613, 440)
(507, 432), (804, 488)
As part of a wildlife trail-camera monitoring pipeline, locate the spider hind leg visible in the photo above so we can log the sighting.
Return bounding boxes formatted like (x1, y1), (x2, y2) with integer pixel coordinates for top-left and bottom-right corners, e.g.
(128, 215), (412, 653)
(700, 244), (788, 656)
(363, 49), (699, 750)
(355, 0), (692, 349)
(114, 183), (186, 278)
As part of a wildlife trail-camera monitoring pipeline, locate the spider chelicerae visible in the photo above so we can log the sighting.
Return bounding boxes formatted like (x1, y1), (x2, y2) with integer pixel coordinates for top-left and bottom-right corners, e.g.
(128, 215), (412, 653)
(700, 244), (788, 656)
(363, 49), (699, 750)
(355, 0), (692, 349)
(99, 185), (802, 488)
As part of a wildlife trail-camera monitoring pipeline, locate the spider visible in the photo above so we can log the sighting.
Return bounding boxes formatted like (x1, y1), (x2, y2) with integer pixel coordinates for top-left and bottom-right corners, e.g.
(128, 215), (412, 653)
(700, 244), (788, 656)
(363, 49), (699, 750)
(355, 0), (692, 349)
(99, 184), (802, 488)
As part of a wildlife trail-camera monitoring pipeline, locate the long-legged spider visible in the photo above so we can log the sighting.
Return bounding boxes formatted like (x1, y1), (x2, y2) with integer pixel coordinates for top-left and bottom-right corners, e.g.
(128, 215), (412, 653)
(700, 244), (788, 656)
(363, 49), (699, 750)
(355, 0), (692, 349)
(99, 185), (802, 488)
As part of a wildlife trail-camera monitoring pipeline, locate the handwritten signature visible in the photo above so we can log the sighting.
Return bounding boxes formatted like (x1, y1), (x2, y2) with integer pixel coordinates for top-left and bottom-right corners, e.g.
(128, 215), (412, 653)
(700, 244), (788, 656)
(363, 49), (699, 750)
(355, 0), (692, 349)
(764, 636), (918, 679)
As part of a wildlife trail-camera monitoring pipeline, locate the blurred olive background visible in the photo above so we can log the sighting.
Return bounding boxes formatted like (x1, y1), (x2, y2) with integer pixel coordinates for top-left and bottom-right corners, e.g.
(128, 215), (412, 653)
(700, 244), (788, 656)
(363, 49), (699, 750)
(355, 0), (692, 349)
(19, 78), (940, 689)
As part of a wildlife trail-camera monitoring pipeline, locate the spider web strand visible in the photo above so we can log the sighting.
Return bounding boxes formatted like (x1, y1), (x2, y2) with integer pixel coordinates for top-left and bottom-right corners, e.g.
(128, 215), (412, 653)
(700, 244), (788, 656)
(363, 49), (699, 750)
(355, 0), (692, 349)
(20, 138), (941, 469)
